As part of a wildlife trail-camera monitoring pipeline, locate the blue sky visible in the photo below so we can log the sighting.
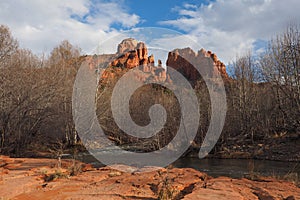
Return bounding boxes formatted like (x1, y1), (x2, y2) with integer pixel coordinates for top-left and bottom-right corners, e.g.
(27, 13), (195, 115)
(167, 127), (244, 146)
(124, 0), (206, 28)
(0, 0), (299, 64)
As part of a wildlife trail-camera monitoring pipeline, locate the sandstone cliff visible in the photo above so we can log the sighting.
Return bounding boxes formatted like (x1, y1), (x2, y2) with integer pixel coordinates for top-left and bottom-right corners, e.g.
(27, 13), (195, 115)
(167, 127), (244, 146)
(85, 38), (228, 87)
(166, 48), (228, 86)
(86, 38), (171, 84)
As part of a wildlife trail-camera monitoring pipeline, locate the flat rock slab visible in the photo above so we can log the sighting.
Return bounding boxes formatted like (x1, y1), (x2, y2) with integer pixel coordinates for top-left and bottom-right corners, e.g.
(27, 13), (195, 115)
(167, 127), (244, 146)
(0, 156), (299, 200)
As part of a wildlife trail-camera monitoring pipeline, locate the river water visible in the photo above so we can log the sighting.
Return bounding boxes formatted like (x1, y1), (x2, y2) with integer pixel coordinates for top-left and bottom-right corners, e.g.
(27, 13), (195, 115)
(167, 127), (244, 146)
(172, 157), (299, 178)
(76, 153), (299, 179)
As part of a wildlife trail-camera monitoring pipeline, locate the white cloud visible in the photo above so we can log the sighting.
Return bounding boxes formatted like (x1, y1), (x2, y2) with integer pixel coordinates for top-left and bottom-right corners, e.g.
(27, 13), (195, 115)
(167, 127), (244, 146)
(0, 0), (140, 55)
(160, 0), (300, 63)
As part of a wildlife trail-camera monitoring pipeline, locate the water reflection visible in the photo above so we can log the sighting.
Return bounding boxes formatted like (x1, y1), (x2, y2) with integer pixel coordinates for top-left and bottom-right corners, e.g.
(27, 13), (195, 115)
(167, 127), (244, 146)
(173, 157), (300, 178)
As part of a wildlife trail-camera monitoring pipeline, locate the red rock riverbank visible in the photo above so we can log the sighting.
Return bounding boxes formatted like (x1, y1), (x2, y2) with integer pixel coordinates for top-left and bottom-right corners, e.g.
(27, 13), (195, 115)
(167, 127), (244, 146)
(0, 155), (299, 200)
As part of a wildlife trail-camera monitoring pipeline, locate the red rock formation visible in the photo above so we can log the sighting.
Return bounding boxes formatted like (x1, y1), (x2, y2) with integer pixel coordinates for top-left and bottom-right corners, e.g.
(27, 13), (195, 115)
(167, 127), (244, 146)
(107, 39), (169, 83)
(85, 38), (229, 86)
(117, 38), (138, 54)
(137, 42), (148, 60)
(148, 54), (155, 66)
(113, 38), (151, 69)
(166, 48), (228, 86)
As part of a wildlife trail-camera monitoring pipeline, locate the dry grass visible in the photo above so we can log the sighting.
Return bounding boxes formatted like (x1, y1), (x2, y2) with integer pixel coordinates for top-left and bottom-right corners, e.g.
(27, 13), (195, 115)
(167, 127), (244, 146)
(43, 169), (68, 182)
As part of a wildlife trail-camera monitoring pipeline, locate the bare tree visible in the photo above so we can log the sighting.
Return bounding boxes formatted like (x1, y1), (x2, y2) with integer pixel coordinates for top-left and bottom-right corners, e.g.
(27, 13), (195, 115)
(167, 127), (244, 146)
(260, 24), (300, 131)
(47, 40), (81, 146)
(0, 51), (57, 155)
(228, 52), (260, 141)
(0, 34), (82, 155)
(0, 25), (18, 67)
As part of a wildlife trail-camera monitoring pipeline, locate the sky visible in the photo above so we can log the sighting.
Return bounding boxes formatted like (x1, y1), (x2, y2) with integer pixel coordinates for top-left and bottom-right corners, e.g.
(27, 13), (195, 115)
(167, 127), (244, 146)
(0, 0), (299, 64)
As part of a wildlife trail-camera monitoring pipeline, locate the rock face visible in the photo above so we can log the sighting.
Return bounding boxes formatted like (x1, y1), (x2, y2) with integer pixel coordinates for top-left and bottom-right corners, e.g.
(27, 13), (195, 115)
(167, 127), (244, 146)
(167, 48), (228, 86)
(85, 38), (229, 86)
(108, 38), (171, 83)
(117, 38), (138, 55)
(113, 38), (149, 69)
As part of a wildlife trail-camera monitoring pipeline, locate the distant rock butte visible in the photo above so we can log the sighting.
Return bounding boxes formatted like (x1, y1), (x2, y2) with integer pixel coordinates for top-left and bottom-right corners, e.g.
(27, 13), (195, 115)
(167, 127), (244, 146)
(108, 38), (170, 83)
(85, 38), (228, 86)
(167, 48), (228, 86)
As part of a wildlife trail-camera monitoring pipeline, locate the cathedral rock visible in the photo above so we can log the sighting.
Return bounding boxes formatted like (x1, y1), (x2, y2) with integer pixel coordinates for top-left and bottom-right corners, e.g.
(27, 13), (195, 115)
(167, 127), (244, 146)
(85, 38), (228, 86)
